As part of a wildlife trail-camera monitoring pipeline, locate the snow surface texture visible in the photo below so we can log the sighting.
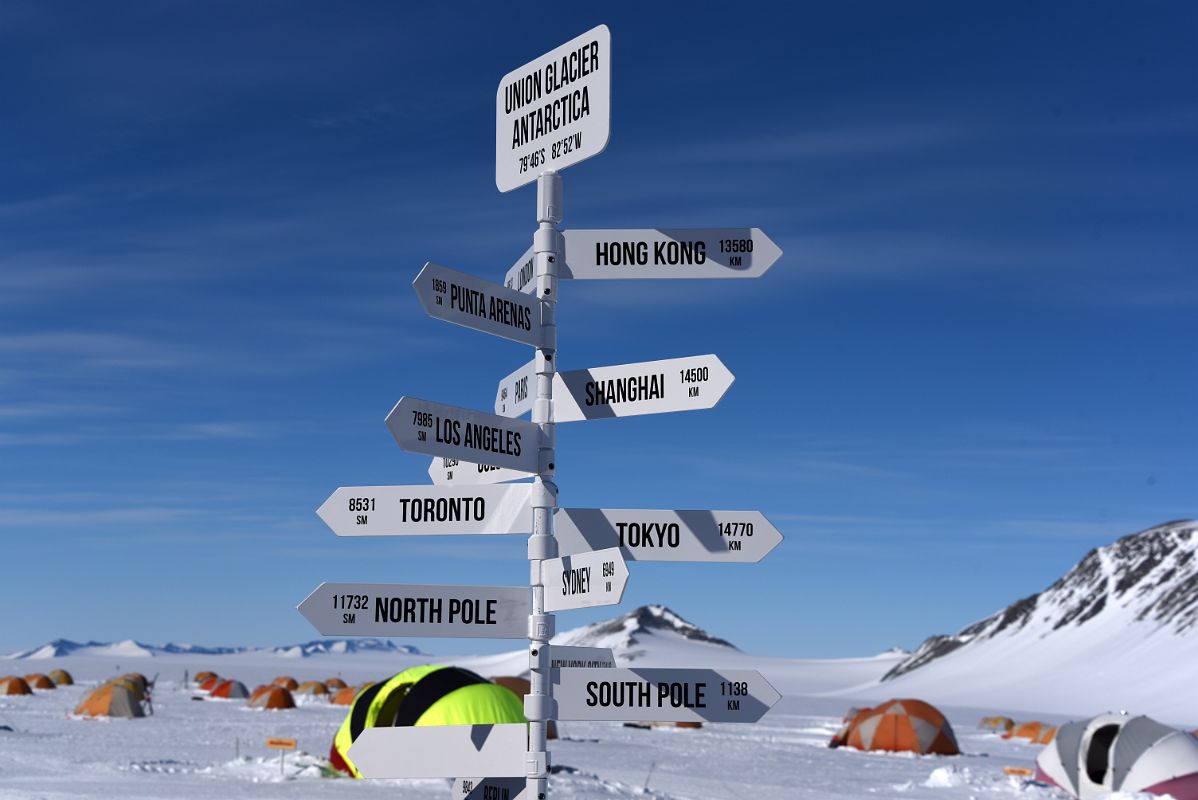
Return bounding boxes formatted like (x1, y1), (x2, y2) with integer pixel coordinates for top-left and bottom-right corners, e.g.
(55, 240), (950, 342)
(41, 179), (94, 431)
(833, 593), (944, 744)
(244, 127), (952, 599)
(858, 520), (1198, 723)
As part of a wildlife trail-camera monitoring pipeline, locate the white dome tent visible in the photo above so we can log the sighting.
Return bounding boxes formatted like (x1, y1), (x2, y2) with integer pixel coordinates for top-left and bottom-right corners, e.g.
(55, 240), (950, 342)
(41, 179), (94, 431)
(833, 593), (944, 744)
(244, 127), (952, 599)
(1036, 713), (1198, 799)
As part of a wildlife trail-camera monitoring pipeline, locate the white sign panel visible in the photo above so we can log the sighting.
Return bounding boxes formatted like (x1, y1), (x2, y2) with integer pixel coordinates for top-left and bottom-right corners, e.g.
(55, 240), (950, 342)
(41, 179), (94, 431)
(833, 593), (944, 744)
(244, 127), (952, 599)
(548, 645), (616, 670)
(495, 358), (536, 418)
(428, 457), (533, 486)
(504, 245), (536, 293)
(554, 354), (733, 421)
(297, 582), (528, 639)
(386, 397), (542, 474)
(349, 724), (527, 779)
(554, 508), (783, 563)
(316, 484), (532, 537)
(414, 262), (542, 346)
(507, 228), (781, 293)
(496, 24), (611, 193)
(454, 777), (526, 800)
(543, 547), (628, 612)
(553, 667), (780, 723)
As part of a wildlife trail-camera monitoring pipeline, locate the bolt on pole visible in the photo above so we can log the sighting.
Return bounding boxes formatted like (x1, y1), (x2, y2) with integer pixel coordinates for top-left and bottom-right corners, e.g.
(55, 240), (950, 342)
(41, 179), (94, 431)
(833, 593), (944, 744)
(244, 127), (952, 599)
(525, 170), (562, 800)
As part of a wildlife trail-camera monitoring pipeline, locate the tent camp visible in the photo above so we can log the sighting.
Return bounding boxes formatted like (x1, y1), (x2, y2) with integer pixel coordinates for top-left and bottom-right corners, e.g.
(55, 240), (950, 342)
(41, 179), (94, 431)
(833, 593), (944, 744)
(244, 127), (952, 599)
(272, 676), (298, 691)
(198, 674), (222, 692)
(24, 673), (55, 690)
(326, 678), (348, 690)
(980, 716), (1015, 733)
(194, 671), (217, 685)
(0, 676), (33, 696)
(49, 669), (74, 686)
(332, 684), (368, 706)
(1006, 721), (1051, 742)
(75, 681), (146, 718)
(296, 680), (329, 697)
(210, 679), (250, 699)
(1036, 713), (1198, 799)
(248, 685), (295, 710)
(329, 665), (527, 778)
(830, 699), (960, 756)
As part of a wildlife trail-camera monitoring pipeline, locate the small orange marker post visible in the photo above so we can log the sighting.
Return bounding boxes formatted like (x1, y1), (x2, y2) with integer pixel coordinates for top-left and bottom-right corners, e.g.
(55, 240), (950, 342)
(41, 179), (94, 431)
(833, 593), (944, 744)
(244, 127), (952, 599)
(266, 737), (297, 777)
(1004, 766), (1034, 777)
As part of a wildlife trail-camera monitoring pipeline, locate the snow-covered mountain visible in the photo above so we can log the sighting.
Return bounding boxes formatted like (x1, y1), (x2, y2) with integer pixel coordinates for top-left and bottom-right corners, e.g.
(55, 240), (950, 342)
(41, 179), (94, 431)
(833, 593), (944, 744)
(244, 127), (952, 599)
(851, 519), (1198, 722)
(553, 604), (738, 659)
(4, 637), (420, 660)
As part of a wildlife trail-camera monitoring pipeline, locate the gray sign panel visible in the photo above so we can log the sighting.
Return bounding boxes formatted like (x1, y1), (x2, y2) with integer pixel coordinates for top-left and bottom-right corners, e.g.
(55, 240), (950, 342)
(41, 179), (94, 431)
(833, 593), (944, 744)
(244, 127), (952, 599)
(504, 245), (536, 294)
(387, 397), (542, 474)
(553, 667), (779, 723)
(414, 262), (542, 347)
(495, 358), (536, 418)
(298, 582), (528, 639)
(554, 508), (782, 563)
(548, 645), (616, 670)
(454, 777), (527, 800)
(428, 456), (533, 486)
(543, 547), (628, 612)
(496, 24), (611, 193)
(507, 229), (781, 293)
(349, 724), (527, 779)
(553, 354), (733, 422)
(317, 484), (532, 537)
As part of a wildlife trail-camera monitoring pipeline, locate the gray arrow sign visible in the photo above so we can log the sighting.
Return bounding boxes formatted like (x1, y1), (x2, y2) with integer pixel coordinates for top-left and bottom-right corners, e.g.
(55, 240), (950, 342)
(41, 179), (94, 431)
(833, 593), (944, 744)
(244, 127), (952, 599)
(554, 508), (783, 563)
(297, 582), (528, 639)
(543, 547), (628, 612)
(553, 667), (780, 723)
(454, 777), (527, 800)
(349, 724), (527, 778)
(387, 397), (542, 474)
(316, 484), (533, 537)
(495, 358), (536, 418)
(428, 456), (533, 486)
(414, 262), (543, 346)
(505, 228), (781, 292)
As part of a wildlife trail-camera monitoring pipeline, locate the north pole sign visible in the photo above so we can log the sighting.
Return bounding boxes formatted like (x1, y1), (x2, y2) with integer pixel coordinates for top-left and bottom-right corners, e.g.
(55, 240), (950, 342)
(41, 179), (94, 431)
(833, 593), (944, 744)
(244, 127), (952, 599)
(297, 582), (528, 639)
(495, 24), (611, 193)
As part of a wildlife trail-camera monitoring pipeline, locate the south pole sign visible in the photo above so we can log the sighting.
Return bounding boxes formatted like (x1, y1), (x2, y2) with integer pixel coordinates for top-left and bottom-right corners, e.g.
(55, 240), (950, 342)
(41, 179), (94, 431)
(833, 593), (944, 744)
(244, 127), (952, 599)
(495, 24), (611, 193)
(554, 667), (780, 724)
(386, 397), (542, 474)
(554, 508), (783, 563)
(297, 582), (528, 639)
(317, 484), (533, 537)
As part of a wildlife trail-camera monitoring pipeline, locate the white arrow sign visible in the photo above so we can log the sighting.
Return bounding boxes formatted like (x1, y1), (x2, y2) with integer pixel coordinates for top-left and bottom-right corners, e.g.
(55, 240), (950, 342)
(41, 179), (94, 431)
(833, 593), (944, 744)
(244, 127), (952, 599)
(543, 547), (628, 612)
(495, 358), (536, 418)
(505, 228), (781, 292)
(495, 24), (611, 193)
(504, 246), (536, 293)
(297, 582), (528, 639)
(428, 456), (533, 486)
(454, 777), (527, 800)
(554, 508), (783, 563)
(349, 724), (527, 779)
(387, 397), (543, 474)
(548, 645), (616, 669)
(553, 667), (780, 723)
(316, 484), (532, 537)
(414, 262), (543, 346)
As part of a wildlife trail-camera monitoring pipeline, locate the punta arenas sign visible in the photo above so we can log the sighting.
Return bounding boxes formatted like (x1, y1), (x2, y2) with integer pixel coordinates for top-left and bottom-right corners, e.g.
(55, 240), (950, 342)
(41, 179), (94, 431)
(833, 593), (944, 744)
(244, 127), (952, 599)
(496, 24), (611, 192)
(298, 582), (527, 639)
(415, 262), (542, 347)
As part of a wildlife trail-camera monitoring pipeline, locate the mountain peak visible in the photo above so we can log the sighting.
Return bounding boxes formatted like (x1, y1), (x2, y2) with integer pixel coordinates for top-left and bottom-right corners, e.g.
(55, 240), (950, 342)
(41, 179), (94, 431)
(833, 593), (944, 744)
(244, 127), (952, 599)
(554, 604), (738, 656)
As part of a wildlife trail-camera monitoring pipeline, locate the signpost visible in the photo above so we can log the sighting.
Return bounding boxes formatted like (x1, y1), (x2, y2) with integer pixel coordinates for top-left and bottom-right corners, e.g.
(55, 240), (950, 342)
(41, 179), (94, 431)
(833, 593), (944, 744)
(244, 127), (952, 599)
(265, 738), (296, 778)
(495, 24), (611, 193)
(542, 547), (628, 611)
(454, 777), (527, 800)
(428, 456), (532, 486)
(414, 262), (543, 347)
(554, 508), (783, 563)
(317, 484), (533, 537)
(386, 397), (542, 474)
(553, 667), (780, 723)
(297, 582), (528, 639)
(504, 228), (782, 292)
(495, 358), (536, 418)
(349, 724), (527, 779)
(548, 645), (616, 669)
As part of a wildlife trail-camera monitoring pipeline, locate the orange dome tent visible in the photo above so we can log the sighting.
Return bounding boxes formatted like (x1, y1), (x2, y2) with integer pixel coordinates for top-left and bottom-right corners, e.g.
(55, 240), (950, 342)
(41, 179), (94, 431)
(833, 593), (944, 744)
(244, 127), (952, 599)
(0, 676), (33, 696)
(835, 698), (959, 755)
(272, 676), (299, 691)
(75, 681), (145, 718)
(24, 673), (55, 689)
(1004, 721), (1049, 742)
(1037, 725), (1057, 744)
(248, 685), (295, 710)
(211, 679), (250, 699)
(199, 674), (222, 692)
(331, 685), (358, 705)
(296, 680), (329, 697)
(326, 677), (348, 690)
(979, 716), (1015, 733)
(49, 669), (74, 686)
(194, 670), (217, 685)
(830, 705), (876, 748)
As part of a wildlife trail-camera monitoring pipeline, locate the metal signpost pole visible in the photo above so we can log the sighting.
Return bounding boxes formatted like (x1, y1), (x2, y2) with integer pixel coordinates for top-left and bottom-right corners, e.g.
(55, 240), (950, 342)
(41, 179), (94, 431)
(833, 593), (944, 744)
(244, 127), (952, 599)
(526, 170), (562, 800)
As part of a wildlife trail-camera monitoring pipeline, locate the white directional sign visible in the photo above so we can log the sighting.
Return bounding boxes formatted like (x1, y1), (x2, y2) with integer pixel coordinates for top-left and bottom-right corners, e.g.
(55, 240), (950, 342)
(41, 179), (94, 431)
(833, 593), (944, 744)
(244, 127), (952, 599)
(505, 228), (782, 292)
(414, 262), (542, 346)
(495, 358), (536, 418)
(454, 777), (527, 800)
(316, 484), (532, 537)
(548, 645), (616, 670)
(553, 668), (780, 723)
(297, 582), (528, 639)
(496, 24), (611, 193)
(504, 245), (536, 293)
(387, 397), (542, 474)
(543, 547), (628, 612)
(349, 724), (527, 779)
(554, 508), (783, 563)
(428, 456), (533, 486)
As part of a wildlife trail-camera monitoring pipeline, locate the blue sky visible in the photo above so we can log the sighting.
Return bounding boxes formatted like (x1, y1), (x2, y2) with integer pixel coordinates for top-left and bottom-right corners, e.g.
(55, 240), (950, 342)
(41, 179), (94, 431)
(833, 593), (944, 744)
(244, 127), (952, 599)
(1, 2), (1194, 658)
